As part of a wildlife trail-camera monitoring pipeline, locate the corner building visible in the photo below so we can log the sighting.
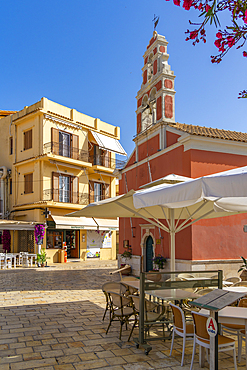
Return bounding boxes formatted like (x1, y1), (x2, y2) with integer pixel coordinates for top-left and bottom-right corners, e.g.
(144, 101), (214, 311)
(0, 98), (126, 262)
(119, 31), (247, 275)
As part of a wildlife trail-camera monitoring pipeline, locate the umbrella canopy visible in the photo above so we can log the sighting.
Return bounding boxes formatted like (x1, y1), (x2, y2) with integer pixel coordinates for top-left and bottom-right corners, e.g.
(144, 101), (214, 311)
(69, 166), (247, 270)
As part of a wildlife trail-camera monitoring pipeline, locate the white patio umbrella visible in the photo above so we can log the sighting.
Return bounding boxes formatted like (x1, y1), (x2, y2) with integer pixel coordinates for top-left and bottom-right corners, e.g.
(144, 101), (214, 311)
(70, 166), (247, 271)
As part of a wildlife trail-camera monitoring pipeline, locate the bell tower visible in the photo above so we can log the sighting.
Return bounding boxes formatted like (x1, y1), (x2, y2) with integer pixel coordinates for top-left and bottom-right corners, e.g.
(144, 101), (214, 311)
(136, 31), (176, 135)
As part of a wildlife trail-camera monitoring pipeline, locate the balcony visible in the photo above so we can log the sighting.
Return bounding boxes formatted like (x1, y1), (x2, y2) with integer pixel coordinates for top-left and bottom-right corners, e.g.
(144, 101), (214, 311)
(43, 142), (89, 162)
(89, 154), (126, 170)
(89, 194), (111, 204)
(43, 189), (89, 205)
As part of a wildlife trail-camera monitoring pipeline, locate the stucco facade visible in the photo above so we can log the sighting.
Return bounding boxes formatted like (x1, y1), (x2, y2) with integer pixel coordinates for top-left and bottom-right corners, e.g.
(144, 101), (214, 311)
(0, 98), (125, 262)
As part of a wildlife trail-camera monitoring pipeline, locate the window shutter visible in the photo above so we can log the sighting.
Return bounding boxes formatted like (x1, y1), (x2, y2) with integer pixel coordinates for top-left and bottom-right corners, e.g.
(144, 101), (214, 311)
(89, 181), (94, 203)
(24, 173), (33, 194)
(51, 128), (59, 155)
(52, 172), (59, 201)
(71, 134), (79, 160)
(71, 176), (79, 204)
(24, 130), (32, 150)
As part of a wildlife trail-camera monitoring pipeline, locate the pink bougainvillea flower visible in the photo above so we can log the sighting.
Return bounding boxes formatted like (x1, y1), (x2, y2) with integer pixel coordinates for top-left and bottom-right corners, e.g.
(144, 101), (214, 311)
(244, 10), (247, 24)
(183, 0), (192, 10)
(205, 4), (211, 12)
(173, 0), (181, 5)
(243, 51), (247, 57)
(198, 2), (203, 10)
(216, 32), (222, 39)
(214, 39), (221, 48)
(227, 37), (235, 48)
(190, 30), (198, 39)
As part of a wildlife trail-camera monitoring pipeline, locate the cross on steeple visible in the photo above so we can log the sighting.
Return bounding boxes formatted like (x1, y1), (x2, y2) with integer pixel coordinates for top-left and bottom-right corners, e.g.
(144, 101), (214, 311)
(152, 14), (159, 31)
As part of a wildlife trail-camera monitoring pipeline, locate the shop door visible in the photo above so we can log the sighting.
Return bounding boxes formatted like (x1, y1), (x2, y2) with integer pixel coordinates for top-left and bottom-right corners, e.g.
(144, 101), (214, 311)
(66, 230), (78, 258)
(146, 236), (153, 272)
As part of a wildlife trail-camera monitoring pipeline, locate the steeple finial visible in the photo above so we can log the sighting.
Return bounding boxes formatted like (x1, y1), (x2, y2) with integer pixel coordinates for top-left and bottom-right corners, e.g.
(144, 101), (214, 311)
(152, 14), (159, 31)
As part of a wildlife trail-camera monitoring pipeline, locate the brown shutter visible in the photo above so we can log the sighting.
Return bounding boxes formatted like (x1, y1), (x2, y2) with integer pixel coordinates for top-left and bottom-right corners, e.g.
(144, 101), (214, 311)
(24, 129), (32, 150)
(52, 172), (59, 201)
(51, 128), (59, 155)
(24, 173), (33, 194)
(72, 176), (79, 204)
(71, 134), (79, 160)
(89, 181), (94, 203)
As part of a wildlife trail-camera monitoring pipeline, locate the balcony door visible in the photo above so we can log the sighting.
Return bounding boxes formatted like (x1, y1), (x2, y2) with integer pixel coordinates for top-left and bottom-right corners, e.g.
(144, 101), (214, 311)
(59, 175), (70, 203)
(59, 131), (70, 157)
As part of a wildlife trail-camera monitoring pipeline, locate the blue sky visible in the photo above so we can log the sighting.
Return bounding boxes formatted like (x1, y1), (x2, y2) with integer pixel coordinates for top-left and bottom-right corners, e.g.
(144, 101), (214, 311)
(1, 0), (246, 156)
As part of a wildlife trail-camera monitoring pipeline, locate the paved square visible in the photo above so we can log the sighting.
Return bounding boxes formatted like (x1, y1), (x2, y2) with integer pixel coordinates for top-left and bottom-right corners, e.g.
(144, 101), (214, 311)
(0, 260), (245, 369)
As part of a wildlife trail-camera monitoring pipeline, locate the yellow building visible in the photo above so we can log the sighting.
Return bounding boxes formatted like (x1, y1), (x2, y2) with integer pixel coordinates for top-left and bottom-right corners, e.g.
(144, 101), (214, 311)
(0, 98), (126, 262)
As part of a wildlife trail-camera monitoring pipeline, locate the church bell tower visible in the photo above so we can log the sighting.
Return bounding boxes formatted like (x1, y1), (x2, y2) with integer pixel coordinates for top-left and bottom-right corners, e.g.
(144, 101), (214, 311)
(136, 31), (176, 135)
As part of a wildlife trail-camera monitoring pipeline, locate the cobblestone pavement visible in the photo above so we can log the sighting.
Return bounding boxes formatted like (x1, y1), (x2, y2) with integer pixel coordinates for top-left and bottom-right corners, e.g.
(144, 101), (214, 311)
(0, 259), (245, 369)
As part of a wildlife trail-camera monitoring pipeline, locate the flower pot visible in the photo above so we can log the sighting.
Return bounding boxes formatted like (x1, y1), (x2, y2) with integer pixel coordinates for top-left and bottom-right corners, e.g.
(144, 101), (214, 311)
(240, 269), (247, 281)
(146, 271), (162, 282)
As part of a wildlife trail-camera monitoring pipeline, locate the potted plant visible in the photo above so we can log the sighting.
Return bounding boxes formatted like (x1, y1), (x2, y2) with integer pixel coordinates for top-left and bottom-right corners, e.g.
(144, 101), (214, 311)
(120, 247), (132, 275)
(238, 256), (247, 281)
(36, 248), (49, 267)
(34, 224), (45, 254)
(153, 254), (167, 270)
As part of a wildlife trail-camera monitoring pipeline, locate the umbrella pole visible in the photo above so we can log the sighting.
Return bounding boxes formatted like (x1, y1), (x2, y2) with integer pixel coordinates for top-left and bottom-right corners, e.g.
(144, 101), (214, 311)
(170, 209), (175, 272)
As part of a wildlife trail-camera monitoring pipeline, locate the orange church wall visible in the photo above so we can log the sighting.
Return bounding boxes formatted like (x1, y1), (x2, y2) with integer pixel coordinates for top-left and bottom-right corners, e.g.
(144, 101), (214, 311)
(191, 214), (247, 260)
(190, 149), (247, 178)
(137, 135), (159, 162)
(153, 60), (157, 75)
(166, 131), (180, 147)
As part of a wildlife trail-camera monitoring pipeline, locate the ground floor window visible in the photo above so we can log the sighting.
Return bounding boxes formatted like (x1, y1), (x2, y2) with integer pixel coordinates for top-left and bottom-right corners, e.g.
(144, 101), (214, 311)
(87, 230), (112, 258)
(18, 230), (34, 253)
(47, 230), (63, 249)
(46, 229), (78, 258)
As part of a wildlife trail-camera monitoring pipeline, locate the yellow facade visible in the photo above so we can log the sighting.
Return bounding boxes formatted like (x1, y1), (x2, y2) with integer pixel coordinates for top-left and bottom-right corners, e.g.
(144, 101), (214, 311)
(0, 98), (123, 262)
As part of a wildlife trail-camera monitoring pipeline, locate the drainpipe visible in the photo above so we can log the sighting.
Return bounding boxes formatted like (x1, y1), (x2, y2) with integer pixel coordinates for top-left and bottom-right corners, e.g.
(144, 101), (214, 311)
(0, 166), (7, 219)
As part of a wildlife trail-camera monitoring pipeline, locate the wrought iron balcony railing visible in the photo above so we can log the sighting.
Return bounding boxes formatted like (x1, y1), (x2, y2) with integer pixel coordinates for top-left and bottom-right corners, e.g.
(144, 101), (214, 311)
(43, 142), (89, 162)
(43, 189), (89, 205)
(89, 194), (111, 204)
(89, 154), (126, 170)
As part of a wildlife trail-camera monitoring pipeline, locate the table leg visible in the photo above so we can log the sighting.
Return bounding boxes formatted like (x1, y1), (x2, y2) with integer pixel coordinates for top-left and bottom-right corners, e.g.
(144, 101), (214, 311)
(245, 320), (247, 370)
(14, 256), (16, 269)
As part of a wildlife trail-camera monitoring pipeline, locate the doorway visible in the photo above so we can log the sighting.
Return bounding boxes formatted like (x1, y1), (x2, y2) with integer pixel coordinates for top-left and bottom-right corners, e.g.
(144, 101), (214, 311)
(146, 235), (153, 272)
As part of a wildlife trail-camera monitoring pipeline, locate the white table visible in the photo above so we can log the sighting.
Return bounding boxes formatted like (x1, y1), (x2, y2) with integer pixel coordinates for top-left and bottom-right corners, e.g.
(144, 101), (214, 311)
(201, 306), (247, 369)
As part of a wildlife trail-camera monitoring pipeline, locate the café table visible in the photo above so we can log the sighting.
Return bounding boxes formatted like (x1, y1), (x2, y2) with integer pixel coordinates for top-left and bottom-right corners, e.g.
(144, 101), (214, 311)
(201, 306), (247, 369)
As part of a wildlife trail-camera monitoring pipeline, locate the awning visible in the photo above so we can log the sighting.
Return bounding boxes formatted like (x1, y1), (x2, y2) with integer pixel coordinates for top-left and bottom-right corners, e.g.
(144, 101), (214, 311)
(91, 131), (127, 156)
(51, 215), (118, 231)
(0, 220), (40, 230)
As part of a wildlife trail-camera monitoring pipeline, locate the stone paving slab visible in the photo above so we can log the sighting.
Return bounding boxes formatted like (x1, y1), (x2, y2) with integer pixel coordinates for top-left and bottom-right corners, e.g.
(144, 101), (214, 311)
(0, 259), (245, 369)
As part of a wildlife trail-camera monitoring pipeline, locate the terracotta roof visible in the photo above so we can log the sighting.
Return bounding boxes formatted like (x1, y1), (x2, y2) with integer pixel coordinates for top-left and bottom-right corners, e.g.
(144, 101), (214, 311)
(169, 122), (247, 143)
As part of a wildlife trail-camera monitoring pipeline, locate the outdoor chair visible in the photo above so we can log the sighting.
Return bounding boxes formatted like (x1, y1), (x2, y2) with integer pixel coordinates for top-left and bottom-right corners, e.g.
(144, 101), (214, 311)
(105, 291), (134, 340)
(196, 288), (216, 296)
(102, 282), (128, 321)
(222, 297), (247, 362)
(225, 276), (241, 284)
(190, 311), (237, 370)
(166, 277), (185, 282)
(169, 303), (194, 366)
(178, 273), (195, 280)
(128, 294), (167, 342)
(121, 276), (139, 295)
(232, 281), (247, 287)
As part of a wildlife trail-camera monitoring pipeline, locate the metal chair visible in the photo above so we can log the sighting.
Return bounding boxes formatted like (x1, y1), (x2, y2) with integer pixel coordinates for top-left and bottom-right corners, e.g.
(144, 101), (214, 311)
(105, 291), (134, 340)
(128, 295), (167, 342)
(102, 282), (127, 321)
(232, 281), (247, 287)
(190, 311), (237, 370)
(178, 273), (195, 280)
(222, 297), (247, 362)
(225, 276), (241, 284)
(121, 276), (139, 295)
(169, 303), (194, 366)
